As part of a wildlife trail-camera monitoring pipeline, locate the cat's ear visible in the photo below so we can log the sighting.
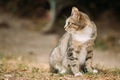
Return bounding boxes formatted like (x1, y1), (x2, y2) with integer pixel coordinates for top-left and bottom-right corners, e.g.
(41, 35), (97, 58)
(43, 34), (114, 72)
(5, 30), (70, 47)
(71, 7), (79, 17)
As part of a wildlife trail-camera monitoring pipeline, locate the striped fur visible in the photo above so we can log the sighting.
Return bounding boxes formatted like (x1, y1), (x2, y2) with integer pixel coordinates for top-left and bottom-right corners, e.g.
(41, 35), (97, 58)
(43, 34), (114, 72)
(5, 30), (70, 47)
(49, 7), (97, 76)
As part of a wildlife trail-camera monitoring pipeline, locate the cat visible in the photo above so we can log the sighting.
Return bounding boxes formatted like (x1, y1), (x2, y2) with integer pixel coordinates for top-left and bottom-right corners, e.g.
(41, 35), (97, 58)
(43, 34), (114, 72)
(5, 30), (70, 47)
(49, 7), (97, 76)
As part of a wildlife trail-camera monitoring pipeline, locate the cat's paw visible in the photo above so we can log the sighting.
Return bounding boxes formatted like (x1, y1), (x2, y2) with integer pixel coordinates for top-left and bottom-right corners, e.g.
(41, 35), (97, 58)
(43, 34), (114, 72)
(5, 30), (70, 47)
(74, 72), (83, 77)
(60, 69), (66, 74)
(93, 69), (98, 74)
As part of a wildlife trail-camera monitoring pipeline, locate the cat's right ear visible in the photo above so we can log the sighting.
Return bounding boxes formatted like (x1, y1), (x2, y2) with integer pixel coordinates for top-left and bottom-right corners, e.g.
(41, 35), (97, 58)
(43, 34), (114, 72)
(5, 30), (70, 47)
(71, 7), (79, 17)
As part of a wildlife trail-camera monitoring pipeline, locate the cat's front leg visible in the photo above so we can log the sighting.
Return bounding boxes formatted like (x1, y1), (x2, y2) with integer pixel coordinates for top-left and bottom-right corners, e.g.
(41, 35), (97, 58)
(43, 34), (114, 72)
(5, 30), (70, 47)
(59, 57), (69, 74)
(85, 51), (98, 74)
(67, 47), (83, 76)
(85, 59), (98, 74)
(85, 55), (93, 73)
(70, 62), (83, 76)
(69, 55), (82, 76)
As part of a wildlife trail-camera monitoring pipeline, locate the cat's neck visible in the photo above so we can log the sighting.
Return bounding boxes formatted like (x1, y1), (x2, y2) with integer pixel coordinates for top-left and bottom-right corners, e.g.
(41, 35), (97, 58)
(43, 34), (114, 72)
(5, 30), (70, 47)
(71, 26), (93, 43)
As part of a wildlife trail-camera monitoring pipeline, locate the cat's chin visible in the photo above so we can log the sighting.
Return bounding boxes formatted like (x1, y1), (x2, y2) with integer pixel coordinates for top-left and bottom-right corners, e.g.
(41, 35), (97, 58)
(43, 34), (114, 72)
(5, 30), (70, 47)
(66, 30), (76, 34)
(66, 31), (73, 34)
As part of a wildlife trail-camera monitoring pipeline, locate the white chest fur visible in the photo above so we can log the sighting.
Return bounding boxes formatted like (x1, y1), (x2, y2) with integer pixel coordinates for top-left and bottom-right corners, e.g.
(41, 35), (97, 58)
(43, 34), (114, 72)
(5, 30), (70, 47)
(72, 26), (93, 43)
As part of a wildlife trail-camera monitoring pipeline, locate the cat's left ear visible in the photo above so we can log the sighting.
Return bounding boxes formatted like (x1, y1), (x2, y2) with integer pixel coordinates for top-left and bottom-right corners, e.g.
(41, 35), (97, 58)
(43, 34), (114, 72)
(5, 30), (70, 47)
(71, 7), (79, 17)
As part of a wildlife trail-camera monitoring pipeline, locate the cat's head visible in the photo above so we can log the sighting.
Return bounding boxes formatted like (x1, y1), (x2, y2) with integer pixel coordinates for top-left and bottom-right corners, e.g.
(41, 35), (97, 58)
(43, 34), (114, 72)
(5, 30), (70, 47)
(64, 7), (91, 34)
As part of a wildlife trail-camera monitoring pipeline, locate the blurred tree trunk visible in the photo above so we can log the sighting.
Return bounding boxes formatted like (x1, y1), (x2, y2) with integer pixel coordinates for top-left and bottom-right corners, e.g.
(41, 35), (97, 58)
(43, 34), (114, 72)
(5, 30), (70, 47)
(43, 0), (76, 36)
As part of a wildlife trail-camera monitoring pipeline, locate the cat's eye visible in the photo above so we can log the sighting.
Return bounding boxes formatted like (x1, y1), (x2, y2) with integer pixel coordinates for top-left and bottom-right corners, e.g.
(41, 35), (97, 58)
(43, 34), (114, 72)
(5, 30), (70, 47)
(68, 22), (75, 25)
(71, 23), (78, 27)
(67, 22), (80, 28)
(71, 23), (76, 25)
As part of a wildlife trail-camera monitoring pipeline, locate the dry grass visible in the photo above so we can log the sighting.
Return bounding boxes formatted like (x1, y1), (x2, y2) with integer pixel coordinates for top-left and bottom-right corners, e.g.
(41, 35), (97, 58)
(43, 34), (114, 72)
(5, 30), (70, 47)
(0, 55), (120, 80)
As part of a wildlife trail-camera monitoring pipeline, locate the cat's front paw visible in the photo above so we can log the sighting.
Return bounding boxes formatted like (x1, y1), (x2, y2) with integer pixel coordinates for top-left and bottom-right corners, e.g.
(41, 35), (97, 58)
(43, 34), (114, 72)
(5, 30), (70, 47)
(87, 68), (98, 74)
(93, 69), (98, 74)
(60, 69), (67, 74)
(74, 72), (83, 77)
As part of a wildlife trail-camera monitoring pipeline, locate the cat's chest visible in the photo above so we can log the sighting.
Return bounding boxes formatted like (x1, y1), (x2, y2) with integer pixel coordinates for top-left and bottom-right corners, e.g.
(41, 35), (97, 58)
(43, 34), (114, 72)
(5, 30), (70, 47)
(72, 26), (93, 43)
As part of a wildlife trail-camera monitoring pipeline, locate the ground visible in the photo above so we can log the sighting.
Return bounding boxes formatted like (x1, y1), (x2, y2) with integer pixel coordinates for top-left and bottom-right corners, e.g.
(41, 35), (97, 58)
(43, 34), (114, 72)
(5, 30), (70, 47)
(0, 53), (120, 80)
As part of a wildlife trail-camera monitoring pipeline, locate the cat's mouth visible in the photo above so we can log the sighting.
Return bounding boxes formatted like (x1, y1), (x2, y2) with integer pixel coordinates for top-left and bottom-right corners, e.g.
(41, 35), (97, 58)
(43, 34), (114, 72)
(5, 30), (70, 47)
(65, 28), (77, 34)
(77, 26), (85, 30)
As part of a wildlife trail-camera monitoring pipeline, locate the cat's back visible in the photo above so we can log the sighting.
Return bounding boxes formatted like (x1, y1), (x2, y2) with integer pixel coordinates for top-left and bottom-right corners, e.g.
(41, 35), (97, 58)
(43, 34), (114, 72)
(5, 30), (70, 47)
(58, 32), (70, 45)
(57, 32), (71, 54)
(49, 32), (70, 67)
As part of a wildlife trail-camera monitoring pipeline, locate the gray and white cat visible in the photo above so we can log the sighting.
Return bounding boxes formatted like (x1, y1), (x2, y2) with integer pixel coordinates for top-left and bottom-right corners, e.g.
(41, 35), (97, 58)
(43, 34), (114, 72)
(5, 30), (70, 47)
(49, 7), (98, 76)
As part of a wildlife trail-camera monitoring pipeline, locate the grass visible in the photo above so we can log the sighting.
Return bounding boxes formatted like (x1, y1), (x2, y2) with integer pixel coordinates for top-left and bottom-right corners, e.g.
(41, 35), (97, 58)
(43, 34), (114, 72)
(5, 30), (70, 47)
(0, 55), (120, 80)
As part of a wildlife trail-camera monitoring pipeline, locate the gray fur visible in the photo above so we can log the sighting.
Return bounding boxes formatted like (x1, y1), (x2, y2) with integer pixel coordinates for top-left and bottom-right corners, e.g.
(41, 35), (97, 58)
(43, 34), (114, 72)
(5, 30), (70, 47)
(49, 7), (97, 76)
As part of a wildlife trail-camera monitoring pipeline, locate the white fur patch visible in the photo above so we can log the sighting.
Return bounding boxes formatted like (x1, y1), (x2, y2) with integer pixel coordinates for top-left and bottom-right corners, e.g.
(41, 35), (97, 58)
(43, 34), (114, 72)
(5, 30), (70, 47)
(60, 69), (66, 74)
(93, 69), (98, 74)
(74, 72), (83, 76)
(72, 26), (92, 43)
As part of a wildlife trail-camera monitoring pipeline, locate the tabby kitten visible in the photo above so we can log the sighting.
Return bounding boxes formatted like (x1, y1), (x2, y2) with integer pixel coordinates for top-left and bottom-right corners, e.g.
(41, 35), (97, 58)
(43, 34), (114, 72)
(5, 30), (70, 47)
(49, 7), (97, 76)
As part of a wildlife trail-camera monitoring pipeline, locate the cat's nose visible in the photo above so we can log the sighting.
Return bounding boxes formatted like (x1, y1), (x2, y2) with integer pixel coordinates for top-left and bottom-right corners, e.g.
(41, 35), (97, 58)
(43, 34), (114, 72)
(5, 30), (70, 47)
(64, 26), (67, 29)
(64, 26), (66, 28)
(64, 25), (67, 28)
